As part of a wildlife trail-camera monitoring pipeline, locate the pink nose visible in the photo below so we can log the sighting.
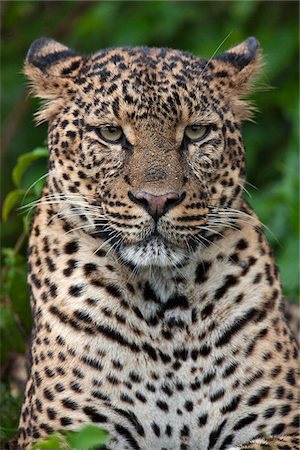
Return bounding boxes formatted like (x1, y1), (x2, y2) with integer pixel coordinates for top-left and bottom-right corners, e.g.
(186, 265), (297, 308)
(129, 191), (183, 220)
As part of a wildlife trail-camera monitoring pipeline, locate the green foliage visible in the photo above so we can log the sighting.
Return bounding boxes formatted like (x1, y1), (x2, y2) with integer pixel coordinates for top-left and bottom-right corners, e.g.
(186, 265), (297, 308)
(1, 148), (47, 446)
(1, 1), (298, 447)
(12, 147), (48, 188)
(2, 147), (48, 223)
(0, 382), (22, 443)
(30, 425), (109, 450)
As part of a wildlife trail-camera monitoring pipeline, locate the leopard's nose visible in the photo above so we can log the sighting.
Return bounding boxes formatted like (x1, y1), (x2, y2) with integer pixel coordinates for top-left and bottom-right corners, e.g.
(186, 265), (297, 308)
(128, 191), (185, 220)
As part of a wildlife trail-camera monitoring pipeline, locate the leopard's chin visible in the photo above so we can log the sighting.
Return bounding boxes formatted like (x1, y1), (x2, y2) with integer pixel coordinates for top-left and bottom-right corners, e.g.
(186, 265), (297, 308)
(119, 236), (189, 268)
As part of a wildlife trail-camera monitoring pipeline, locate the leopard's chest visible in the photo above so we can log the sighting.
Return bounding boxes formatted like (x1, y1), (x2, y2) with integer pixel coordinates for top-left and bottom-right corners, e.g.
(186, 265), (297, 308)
(58, 341), (261, 450)
(25, 221), (290, 450)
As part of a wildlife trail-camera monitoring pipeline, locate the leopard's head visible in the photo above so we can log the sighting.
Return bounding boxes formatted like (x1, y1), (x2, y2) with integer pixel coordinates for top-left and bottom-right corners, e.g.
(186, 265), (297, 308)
(25, 37), (261, 267)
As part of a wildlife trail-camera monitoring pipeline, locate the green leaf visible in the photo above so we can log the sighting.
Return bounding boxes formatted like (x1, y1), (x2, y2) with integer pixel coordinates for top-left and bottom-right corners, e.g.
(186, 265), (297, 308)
(31, 435), (65, 450)
(0, 382), (22, 443)
(2, 189), (25, 221)
(66, 424), (109, 449)
(12, 147), (48, 188)
(0, 306), (25, 363)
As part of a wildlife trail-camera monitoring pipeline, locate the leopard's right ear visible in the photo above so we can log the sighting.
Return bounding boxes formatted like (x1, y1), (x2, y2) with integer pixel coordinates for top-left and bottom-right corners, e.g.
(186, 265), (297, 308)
(25, 38), (83, 121)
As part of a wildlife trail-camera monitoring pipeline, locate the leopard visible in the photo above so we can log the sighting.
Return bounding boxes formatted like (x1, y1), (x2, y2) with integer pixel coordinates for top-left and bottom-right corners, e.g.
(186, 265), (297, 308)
(12, 37), (299, 450)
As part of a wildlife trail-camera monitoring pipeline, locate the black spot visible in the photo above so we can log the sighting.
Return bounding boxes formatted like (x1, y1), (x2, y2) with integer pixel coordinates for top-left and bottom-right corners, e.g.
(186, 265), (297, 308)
(221, 395), (241, 414)
(247, 386), (269, 406)
(143, 282), (161, 303)
(208, 419), (227, 448)
(151, 422), (160, 437)
(72, 368), (84, 378)
(47, 408), (57, 420)
(45, 256), (56, 272)
(120, 393), (134, 404)
(49, 283), (58, 298)
(129, 371), (142, 383)
(83, 263), (98, 276)
(64, 240), (79, 254)
(184, 401), (194, 412)
(275, 386), (285, 399)
(159, 351), (172, 363)
(271, 423), (285, 435)
(236, 239), (248, 250)
(164, 294), (189, 310)
(286, 368), (296, 386)
(220, 434), (233, 449)
(280, 404), (291, 416)
(135, 391), (147, 403)
(83, 406), (107, 423)
(97, 323), (140, 353)
(214, 274), (239, 300)
(54, 383), (65, 392)
(156, 400), (169, 412)
(195, 261), (211, 283)
(161, 383), (173, 397)
(233, 413), (257, 430)
(60, 417), (73, 426)
(114, 424), (141, 450)
(106, 284), (122, 298)
(180, 425), (190, 437)
(69, 284), (84, 297)
(290, 414), (300, 428)
(81, 355), (103, 371)
(74, 309), (92, 323)
(66, 130), (76, 139)
(62, 398), (79, 410)
(43, 388), (53, 401)
(210, 388), (225, 402)
(63, 259), (77, 277)
(114, 408), (145, 437)
(215, 307), (258, 346)
(222, 362), (238, 378)
(70, 382), (82, 393)
(31, 274), (41, 289)
(200, 303), (214, 320)
(142, 343), (157, 361)
(165, 424), (172, 436)
(198, 413), (208, 427)
(199, 344), (211, 357)
(190, 379), (201, 391)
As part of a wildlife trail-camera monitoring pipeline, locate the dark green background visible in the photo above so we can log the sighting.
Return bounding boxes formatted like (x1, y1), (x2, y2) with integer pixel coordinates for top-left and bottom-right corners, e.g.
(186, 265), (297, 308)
(1, 1), (299, 445)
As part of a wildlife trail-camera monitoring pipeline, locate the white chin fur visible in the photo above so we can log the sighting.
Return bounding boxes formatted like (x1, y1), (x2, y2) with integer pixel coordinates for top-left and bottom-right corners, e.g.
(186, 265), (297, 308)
(120, 238), (188, 267)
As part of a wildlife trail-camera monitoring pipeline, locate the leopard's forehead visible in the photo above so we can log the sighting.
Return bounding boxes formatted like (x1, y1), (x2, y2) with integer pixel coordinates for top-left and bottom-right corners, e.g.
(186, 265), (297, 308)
(83, 46), (206, 84)
(73, 47), (210, 124)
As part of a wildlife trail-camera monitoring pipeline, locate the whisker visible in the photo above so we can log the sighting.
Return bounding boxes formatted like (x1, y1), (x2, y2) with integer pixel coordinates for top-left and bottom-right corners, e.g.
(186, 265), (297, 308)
(245, 180), (259, 191)
(22, 172), (49, 202)
(199, 31), (233, 80)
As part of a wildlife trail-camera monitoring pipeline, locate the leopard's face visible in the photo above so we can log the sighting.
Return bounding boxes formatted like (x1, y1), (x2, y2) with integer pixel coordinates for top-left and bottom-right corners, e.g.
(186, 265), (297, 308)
(26, 38), (260, 267)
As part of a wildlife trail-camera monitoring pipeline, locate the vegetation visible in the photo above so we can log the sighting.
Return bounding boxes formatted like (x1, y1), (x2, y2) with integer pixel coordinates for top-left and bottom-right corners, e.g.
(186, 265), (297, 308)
(1, 1), (298, 448)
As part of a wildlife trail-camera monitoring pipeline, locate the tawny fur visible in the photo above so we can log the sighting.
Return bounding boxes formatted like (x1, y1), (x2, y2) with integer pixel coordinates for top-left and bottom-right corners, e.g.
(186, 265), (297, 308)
(12, 37), (299, 450)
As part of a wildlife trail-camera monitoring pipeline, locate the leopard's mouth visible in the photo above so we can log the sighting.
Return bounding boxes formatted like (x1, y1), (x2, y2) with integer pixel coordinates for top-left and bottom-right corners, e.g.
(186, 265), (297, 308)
(90, 219), (200, 267)
(118, 233), (190, 268)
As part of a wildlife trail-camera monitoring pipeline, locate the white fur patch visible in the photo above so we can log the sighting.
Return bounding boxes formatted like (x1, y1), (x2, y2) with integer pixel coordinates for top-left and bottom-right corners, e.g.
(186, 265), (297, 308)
(120, 237), (188, 268)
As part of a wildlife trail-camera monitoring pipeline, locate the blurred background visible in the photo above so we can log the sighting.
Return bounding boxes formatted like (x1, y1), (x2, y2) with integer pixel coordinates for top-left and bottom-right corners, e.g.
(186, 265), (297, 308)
(1, 1), (299, 446)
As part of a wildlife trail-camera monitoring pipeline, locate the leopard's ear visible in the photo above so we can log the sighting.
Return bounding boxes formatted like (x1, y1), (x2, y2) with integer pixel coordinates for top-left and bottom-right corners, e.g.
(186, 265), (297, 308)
(24, 38), (83, 123)
(212, 37), (262, 120)
(214, 37), (261, 90)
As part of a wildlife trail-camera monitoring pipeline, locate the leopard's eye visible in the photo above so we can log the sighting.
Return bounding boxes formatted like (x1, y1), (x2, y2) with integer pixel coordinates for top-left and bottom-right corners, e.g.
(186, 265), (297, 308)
(97, 125), (123, 143)
(184, 124), (208, 141)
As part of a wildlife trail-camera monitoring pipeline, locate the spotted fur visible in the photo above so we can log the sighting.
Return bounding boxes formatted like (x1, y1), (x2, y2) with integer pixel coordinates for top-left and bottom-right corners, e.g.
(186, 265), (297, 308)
(12, 37), (299, 450)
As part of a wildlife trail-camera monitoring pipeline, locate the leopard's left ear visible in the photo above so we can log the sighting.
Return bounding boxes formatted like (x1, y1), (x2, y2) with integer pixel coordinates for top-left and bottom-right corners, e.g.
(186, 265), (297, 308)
(212, 37), (262, 120)
(214, 37), (261, 90)
(24, 38), (83, 123)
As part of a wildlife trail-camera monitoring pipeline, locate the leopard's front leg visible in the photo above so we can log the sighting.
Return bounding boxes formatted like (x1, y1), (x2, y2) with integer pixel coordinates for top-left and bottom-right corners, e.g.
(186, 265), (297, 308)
(229, 435), (300, 450)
